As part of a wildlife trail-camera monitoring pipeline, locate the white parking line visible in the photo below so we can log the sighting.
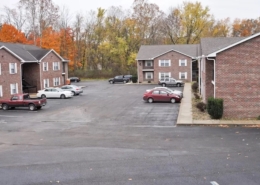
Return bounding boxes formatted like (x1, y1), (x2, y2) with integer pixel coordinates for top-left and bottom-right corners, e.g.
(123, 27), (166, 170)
(210, 181), (219, 185)
(0, 115), (23, 118)
(126, 125), (176, 128)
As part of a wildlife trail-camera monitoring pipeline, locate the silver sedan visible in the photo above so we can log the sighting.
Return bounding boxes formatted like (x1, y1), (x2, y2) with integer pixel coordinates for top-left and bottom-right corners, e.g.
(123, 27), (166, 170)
(61, 85), (83, 96)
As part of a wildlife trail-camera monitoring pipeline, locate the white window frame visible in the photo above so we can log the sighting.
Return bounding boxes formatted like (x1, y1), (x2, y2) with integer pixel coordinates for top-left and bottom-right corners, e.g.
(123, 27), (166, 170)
(0, 85), (2, 97)
(43, 79), (49, 88)
(10, 83), (18, 94)
(159, 72), (171, 81)
(145, 61), (153, 67)
(53, 62), (60, 71)
(159, 60), (171, 67)
(53, 77), (60, 86)
(179, 72), (187, 79)
(179, 59), (187, 66)
(9, 63), (17, 74)
(43, 62), (48, 71)
(145, 72), (153, 79)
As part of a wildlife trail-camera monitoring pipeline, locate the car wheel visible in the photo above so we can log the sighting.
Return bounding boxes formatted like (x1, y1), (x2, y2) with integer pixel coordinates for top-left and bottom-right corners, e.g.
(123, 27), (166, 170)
(177, 83), (181, 87)
(109, 81), (113, 84)
(72, 91), (76, 96)
(123, 80), (126, 84)
(29, 104), (36, 111)
(162, 83), (166, 87)
(60, 94), (66, 99)
(148, 98), (154, 103)
(37, 106), (42, 110)
(2, 104), (9, 110)
(170, 98), (176, 103)
(41, 94), (46, 98)
(10, 107), (15, 109)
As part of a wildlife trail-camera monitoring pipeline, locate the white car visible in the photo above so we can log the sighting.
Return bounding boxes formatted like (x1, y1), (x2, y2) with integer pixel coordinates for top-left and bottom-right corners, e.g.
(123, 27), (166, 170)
(37, 87), (73, 99)
(146, 87), (183, 98)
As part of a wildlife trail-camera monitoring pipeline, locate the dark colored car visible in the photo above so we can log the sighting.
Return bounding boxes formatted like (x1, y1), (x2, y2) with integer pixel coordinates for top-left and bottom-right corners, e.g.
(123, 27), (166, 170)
(108, 75), (130, 84)
(143, 89), (181, 103)
(123, 75), (133, 81)
(69, 77), (80, 82)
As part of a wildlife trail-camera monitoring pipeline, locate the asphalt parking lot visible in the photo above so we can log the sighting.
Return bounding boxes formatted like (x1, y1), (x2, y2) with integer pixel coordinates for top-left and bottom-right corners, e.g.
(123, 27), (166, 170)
(1, 81), (260, 185)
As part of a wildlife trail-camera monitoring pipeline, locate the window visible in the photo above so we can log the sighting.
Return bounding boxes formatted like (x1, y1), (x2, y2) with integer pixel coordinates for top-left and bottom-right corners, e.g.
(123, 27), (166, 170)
(53, 62), (60, 71)
(145, 72), (153, 79)
(159, 60), (171, 67)
(145, 61), (153, 67)
(152, 90), (159, 95)
(43, 79), (49, 88)
(179, 72), (187, 79)
(179, 59), (187, 66)
(53, 77), (60, 86)
(159, 72), (171, 81)
(0, 85), (2, 97)
(10, 83), (18, 94)
(43, 62), (48, 71)
(9, 63), (17, 74)
(160, 90), (168, 95)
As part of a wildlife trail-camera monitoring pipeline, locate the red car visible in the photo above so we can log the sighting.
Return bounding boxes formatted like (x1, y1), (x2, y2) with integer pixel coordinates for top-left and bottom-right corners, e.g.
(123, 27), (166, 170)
(143, 89), (181, 103)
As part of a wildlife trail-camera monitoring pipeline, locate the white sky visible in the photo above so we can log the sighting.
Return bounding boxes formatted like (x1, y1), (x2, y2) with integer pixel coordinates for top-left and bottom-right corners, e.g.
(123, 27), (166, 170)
(1, 0), (260, 21)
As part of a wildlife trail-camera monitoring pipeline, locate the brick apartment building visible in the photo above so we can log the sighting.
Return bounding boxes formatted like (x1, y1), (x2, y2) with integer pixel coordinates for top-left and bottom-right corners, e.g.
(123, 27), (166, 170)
(0, 42), (69, 99)
(137, 32), (260, 119)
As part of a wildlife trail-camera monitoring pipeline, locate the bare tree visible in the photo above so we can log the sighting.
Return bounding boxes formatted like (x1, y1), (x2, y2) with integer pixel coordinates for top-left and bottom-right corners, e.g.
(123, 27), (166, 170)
(2, 6), (26, 31)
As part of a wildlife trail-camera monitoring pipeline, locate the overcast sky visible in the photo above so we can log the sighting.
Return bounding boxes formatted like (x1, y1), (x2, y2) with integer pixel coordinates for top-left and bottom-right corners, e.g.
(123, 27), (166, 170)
(1, 0), (259, 21)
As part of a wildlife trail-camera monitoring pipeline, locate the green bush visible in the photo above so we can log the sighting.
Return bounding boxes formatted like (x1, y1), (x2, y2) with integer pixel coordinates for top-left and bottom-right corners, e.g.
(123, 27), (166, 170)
(192, 82), (198, 92)
(207, 97), (224, 119)
(132, 76), (137, 83)
(257, 115), (260, 120)
(196, 102), (206, 112)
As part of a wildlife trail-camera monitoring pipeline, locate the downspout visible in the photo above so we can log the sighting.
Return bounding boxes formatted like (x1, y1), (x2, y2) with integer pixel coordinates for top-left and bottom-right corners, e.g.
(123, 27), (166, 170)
(39, 61), (42, 90)
(198, 58), (201, 94)
(20, 63), (24, 93)
(206, 57), (216, 98)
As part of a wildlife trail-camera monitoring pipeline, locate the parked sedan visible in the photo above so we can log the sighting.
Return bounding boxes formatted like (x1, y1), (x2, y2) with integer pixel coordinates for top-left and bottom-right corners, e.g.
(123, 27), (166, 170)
(61, 85), (83, 95)
(146, 87), (183, 98)
(69, 77), (80, 82)
(37, 87), (73, 99)
(143, 89), (181, 103)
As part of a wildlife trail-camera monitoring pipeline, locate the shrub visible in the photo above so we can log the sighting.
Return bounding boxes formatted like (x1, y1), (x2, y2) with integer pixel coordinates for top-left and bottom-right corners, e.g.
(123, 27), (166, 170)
(192, 82), (198, 92)
(207, 97), (224, 119)
(132, 76), (137, 83)
(194, 93), (200, 100)
(257, 115), (260, 120)
(196, 102), (206, 112)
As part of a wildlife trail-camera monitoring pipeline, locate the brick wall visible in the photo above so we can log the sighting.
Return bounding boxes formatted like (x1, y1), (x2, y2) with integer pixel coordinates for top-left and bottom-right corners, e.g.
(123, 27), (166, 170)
(41, 51), (67, 89)
(205, 59), (214, 100)
(215, 36), (260, 118)
(0, 48), (22, 99)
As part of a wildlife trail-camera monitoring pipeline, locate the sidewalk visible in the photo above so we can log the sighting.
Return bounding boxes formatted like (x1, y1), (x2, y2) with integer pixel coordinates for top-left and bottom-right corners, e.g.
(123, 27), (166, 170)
(177, 83), (260, 125)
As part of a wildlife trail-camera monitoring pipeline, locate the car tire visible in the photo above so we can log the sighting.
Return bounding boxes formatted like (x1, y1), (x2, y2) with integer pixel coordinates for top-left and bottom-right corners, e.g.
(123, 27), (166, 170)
(2, 104), (9, 110)
(170, 98), (176, 103)
(37, 106), (42, 110)
(177, 83), (181, 87)
(123, 80), (126, 84)
(29, 104), (36, 111)
(162, 83), (166, 87)
(60, 94), (66, 99)
(41, 94), (46, 98)
(109, 81), (113, 84)
(72, 91), (76, 96)
(148, 98), (154, 103)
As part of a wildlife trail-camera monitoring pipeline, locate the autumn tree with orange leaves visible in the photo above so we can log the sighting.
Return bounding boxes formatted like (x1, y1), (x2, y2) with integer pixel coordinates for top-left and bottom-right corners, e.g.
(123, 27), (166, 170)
(0, 23), (27, 43)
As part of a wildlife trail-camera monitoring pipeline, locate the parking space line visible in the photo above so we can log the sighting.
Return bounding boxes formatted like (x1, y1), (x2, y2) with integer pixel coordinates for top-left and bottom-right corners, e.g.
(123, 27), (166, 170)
(0, 115), (23, 118)
(126, 125), (176, 128)
(210, 181), (219, 185)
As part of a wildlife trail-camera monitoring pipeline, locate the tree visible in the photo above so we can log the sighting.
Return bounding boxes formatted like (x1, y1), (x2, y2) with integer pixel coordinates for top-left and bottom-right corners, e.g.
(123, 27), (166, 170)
(232, 18), (260, 37)
(0, 23), (27, 43)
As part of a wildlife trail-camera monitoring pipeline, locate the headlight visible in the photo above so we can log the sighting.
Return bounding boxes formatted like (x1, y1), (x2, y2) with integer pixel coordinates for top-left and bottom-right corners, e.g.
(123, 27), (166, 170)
(38, 101), (41, 104)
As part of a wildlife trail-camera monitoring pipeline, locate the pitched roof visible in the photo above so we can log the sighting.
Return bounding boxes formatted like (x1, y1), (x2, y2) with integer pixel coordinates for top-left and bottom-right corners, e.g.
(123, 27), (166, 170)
(200, 37), (245, 56)
(136, 44), (199, 60)
(0, 42), (65, 62)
